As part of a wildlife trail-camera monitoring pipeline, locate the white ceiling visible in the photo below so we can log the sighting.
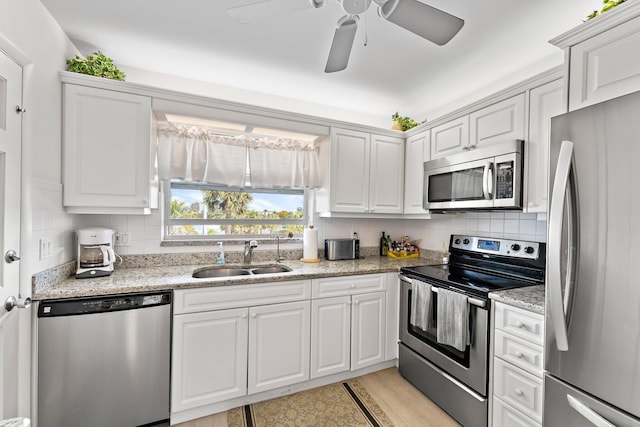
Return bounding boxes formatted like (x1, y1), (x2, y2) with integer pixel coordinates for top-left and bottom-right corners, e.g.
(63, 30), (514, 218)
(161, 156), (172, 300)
(40, 0), (603, 125)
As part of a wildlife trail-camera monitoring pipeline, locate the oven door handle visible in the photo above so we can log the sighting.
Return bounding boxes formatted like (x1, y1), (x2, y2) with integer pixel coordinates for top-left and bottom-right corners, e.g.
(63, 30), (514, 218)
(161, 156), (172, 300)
(398, 275), (486, 308)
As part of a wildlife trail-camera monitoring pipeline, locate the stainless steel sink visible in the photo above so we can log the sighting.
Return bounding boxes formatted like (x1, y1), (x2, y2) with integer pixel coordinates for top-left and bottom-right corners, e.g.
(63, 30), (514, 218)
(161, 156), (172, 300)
(192, 264), (293, 278)
(251, 265), (292, 274)
(192, 267), (252, 278)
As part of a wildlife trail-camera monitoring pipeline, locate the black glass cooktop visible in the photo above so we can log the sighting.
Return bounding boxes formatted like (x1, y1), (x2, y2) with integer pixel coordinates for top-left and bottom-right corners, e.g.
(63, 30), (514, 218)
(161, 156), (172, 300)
(401, 263), (540, 298)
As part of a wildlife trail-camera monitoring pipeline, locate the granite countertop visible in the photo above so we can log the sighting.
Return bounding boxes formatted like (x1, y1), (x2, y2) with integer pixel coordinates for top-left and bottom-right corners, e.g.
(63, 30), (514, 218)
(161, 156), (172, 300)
(33, 256), (431, 301)
(489, 285), (545, 314)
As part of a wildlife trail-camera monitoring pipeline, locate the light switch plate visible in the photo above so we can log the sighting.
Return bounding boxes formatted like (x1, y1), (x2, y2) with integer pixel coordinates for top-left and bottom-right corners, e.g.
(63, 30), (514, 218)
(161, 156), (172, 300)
(39, 238), (52, 260)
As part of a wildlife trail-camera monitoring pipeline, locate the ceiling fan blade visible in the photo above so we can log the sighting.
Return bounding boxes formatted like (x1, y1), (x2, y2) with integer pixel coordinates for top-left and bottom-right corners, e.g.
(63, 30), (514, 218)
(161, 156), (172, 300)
(228, 0), (321, 24)
(380, 0), (464, 46)
(325, 16), (359, 73)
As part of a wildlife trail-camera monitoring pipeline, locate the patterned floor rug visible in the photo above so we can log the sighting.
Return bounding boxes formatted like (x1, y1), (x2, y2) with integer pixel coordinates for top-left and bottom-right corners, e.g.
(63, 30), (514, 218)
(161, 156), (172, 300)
(228, 379), (394, 427)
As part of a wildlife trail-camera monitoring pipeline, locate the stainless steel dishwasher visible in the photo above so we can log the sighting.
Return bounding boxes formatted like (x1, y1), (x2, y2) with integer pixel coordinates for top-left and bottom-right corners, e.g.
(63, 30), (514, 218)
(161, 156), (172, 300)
(37, 291), (171, 427)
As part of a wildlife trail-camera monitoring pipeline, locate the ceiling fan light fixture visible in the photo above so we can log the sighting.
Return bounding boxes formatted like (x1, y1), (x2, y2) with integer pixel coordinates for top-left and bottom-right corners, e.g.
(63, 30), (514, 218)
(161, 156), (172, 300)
(380, 0), (464, 45)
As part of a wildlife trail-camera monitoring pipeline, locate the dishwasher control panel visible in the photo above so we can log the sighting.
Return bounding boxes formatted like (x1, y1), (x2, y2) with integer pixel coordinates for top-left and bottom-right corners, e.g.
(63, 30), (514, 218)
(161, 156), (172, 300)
(38, 291), (171, 317)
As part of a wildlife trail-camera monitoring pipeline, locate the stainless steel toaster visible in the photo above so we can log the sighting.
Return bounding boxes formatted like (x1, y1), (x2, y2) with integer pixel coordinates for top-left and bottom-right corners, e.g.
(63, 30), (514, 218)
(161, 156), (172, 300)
(324, 239), (360, 260)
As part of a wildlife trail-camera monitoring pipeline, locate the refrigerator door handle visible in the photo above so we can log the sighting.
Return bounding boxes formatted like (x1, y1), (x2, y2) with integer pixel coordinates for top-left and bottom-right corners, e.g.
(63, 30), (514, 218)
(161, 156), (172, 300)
(567, 394), (616, 427)
(548, 140), (574, 351)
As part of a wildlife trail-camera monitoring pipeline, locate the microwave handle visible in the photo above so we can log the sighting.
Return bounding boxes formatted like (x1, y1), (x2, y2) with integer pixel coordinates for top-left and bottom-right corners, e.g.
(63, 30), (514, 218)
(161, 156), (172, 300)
(482, 162), (493, 200)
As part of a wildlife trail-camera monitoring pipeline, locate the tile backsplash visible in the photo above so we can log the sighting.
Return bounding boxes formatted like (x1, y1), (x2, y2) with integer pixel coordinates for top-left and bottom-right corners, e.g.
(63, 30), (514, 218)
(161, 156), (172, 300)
(78, 210), (546, 257)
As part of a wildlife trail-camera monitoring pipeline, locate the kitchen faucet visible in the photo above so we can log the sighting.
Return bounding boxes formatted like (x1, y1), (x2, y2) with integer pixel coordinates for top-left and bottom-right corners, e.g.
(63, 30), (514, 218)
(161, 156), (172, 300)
(275, 236), (285, 263)
(243, 240), (258, 264)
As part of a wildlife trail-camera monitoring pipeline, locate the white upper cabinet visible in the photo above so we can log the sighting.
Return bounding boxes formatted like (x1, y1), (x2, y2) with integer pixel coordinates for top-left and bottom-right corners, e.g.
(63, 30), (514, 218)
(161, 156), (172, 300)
(469, 93), (526, 148)
(525, 79), (564, 214)
(431, 94), (525, 159)
(403, 130), (430, 214)
(431, 116), (469, 158)
(328, 128), (404, 214)
(329, 128), (370, 212)
(63, 83), (157, 214)
(550, 1), (640, 111)
(369, 134), (405, 214)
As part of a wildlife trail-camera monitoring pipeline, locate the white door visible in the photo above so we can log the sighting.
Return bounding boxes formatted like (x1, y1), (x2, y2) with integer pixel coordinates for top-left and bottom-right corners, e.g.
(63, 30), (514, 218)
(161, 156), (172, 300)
(310, 296), (351, 379)
(248, 301), (310, 394)
(171, 308), (248, 413)
(351, 291), (386, 371)
(0, 51), (25, 420)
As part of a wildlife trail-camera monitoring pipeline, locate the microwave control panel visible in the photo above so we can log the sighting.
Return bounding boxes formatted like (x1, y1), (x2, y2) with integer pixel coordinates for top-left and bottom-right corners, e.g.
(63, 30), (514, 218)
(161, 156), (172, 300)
(495, 161), (514, 199)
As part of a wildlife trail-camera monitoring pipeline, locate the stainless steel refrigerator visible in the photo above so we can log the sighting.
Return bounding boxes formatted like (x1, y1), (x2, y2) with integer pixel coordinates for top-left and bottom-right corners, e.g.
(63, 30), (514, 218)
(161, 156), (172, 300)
(545, 90), (640, 426)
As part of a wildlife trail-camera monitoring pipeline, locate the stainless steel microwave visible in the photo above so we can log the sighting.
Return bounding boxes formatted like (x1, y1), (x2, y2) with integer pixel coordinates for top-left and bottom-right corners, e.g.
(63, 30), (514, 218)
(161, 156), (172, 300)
(423, 140), (524, 211)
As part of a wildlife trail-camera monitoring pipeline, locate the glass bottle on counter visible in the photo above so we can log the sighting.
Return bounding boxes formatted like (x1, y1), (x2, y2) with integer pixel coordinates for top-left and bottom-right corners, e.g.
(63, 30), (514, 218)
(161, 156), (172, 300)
(380, 232), (389, 256)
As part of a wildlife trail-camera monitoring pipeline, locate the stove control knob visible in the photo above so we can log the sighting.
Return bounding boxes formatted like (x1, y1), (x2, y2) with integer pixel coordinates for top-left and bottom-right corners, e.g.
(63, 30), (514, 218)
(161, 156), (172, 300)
(454, 238), (461, 245)
(511, 244), (521, 251)
(524, 246), (535, 254)
(463, 238), (470, 245)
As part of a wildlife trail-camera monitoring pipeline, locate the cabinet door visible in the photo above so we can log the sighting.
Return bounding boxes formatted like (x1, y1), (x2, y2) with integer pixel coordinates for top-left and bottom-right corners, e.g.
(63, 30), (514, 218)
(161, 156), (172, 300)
(525, 79), (564, 213)
(469, 93), (526, 149)
(171, 308), (248, 412)
(329, 128), (370, 212)
(430, 116), (469, 158)
(63, 84), (154, 213)
(310, 296), (351, 379)
(369, 134), (404, 214)
(248, 301), (311, 394)
(351, 291), (386, 371)
(569, 16), (640, 111)
(403, 130), (430, 214)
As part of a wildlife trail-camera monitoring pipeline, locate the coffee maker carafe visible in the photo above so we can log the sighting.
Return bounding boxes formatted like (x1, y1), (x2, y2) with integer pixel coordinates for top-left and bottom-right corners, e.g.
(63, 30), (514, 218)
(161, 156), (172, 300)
(76, 227), (116, 279)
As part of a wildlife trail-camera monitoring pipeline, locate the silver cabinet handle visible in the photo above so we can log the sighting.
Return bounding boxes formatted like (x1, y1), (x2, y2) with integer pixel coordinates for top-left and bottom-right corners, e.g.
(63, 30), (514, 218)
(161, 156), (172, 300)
(567, 395), (615, 427)
(512, 351), (524, 359)
(514, 388), (524, 397)
(548, 140), (574, 351)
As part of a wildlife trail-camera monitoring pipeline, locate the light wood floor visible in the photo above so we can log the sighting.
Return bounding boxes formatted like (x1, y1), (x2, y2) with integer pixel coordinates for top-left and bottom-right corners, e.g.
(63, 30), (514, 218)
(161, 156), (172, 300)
(174, 367), (460, 427)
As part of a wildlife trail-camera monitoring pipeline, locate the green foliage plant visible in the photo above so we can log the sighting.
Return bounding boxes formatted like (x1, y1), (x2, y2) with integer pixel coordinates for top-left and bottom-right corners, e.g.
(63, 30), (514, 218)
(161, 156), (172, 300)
(67, 52), (126, 81)
(391, 112), (422, 131)
(587, 0), (626, 20)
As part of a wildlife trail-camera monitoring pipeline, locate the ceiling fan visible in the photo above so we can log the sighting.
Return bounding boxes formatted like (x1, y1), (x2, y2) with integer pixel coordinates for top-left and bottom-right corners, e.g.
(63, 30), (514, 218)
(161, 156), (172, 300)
(227, 0), (464, 73)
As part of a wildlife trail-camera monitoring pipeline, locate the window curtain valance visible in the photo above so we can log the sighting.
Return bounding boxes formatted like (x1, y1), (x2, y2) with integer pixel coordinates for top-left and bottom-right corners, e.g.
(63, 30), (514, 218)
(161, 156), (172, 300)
(156, 122), (321, 189)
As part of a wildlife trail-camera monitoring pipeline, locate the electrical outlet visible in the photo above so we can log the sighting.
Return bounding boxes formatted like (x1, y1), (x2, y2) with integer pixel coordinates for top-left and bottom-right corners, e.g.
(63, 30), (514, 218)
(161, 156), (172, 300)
(115, 232), (130, 247)
(39, 238), (52, 260)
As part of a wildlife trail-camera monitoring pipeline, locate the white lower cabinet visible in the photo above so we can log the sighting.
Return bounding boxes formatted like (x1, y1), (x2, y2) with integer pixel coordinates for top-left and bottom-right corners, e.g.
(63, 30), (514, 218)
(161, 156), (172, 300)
(351, 291), (386, 370)
(492, 302), (544, 427)
(311, 296), (351, 379)
(171, 307), (249, 412)
(172, 275), (390, 424)
(310, 291), (387, 379)
(248, 300), (311, 394)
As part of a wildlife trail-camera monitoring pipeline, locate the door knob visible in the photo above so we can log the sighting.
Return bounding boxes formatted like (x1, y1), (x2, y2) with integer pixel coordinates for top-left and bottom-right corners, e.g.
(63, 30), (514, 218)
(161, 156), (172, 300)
(5, 250), (20, 263)
(4, 296), (32, 312)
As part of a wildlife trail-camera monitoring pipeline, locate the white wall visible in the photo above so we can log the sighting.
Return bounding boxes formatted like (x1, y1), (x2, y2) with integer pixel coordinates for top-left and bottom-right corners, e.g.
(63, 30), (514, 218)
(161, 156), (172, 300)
(0, 0), (83, 286)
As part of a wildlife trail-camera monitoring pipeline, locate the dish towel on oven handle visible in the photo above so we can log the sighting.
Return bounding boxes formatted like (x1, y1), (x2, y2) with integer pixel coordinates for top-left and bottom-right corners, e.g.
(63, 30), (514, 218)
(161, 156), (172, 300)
(436, 287), (469, 352)
(410, 279), (432, 331)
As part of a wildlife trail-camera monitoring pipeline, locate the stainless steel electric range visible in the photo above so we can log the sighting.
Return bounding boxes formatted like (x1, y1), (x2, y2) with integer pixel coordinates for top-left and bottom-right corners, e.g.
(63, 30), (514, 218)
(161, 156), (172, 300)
(398, 234), (545, 427)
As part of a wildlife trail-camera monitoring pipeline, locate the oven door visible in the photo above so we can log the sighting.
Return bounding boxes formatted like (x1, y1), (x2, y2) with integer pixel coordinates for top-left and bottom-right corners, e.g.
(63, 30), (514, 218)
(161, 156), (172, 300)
(399, 276), (489, 396)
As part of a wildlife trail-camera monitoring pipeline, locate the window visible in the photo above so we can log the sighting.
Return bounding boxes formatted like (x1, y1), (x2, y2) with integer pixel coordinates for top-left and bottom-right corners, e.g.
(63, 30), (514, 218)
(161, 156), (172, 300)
(164, 181), (306, 239)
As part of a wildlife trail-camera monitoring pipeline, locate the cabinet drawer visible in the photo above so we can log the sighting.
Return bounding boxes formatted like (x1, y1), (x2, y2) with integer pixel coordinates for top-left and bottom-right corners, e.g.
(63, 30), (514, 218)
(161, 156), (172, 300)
(494, 359), (543, 423)
(494, 330), (543, 377)
(493, 397), (541, 427)
(312, 274), (386, 298)
(174, 280), (311, 314)
(494, 302), (544, 346)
